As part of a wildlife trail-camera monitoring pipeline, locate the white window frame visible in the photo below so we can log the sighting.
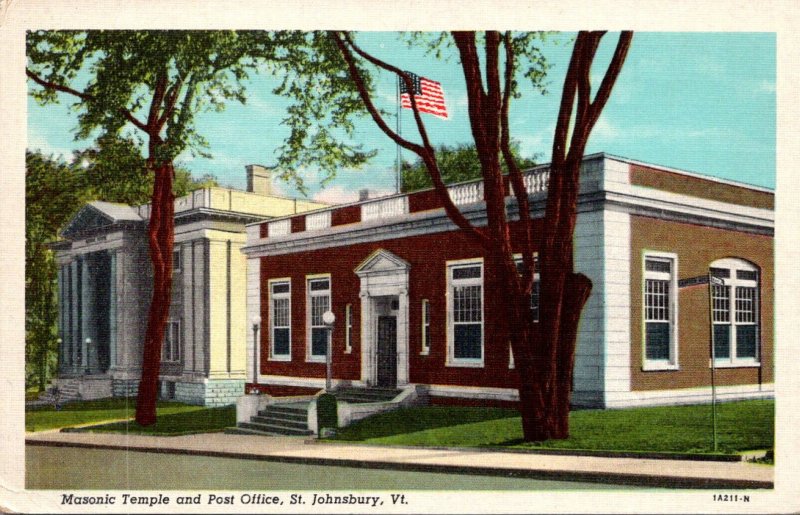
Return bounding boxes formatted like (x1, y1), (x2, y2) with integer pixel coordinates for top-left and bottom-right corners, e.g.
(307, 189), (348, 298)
(446, 258), (484, 367)
(161, 319), (181, 363)
(344, 303), (353, 354)
(710, 258), (760, 368)
(306, 274), (331, 363)
(268, 278), (292, 361)
(642, 251), (679, 371)
(421, 299), (431, 355)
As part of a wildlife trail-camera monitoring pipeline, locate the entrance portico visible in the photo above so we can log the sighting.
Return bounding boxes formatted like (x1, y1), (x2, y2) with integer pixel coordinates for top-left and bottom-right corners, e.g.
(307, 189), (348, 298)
(354, 249), (410, 388)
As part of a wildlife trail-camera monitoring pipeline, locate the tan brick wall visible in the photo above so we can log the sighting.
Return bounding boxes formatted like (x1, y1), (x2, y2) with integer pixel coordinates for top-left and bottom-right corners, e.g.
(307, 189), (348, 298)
(630, 215), (773, 391)
(630, 164), (774, 210)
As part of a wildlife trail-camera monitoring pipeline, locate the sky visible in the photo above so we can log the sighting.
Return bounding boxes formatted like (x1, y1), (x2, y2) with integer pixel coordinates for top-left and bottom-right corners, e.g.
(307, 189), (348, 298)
(26, 32), (776, 204)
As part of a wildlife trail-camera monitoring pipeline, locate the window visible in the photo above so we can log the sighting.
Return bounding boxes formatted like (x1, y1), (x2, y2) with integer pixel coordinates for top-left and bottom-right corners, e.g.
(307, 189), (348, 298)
(307, 276), (331, 361)
(643, 253), (678, 370)
(710, 259), (760, 366)
(173, 247), (182, 273)
(421, 299), (431, 355)
(344, 304), (353, 354)
(162, 319), (181, 362)
(269, 280), (291, 360)
(447, 260), (483, 366)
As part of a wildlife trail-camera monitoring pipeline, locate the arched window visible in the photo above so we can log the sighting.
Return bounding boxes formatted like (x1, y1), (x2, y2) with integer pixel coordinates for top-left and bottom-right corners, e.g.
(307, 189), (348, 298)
(710, 258), (760, 365)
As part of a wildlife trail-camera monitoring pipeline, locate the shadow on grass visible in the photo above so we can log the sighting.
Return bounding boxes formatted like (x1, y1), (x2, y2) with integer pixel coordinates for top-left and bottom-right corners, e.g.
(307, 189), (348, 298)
(82, 406), (236, 436)
(26, 398), (166, 413)
(331, 407), (518, 441)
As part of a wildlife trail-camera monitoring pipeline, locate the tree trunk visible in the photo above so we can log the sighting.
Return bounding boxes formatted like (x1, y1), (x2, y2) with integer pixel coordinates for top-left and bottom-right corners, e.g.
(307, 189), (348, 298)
(135, 161), (175, 426)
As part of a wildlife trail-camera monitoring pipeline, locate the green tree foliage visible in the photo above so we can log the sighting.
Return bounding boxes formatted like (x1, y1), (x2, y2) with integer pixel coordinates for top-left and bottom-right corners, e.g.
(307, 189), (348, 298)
(25, 152), (86, 392)
(401, 142), (540, 193)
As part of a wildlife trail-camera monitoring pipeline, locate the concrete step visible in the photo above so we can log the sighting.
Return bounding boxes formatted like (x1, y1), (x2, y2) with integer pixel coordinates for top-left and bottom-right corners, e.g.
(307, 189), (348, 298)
(250, 415), (308, 430)
(224, 427), (294, 437)
(258, 406), (308, 420)
(333, 387), (401, 403)
(238, 421), (313, 436)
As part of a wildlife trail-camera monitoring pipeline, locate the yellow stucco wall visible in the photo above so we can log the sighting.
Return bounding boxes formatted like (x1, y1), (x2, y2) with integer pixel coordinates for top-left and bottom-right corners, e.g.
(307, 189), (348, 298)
(207, 230), (248, 379)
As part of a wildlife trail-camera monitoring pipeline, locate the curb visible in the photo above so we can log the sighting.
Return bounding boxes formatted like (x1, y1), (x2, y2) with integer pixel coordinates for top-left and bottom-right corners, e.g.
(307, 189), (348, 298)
(309, 439), (746, 462)
(25, 438), (773, 490)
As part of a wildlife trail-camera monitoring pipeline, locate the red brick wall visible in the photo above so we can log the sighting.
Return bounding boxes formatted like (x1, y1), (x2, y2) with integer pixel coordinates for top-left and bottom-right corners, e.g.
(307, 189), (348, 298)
(291, 215), (306, 233)
(331, 205), (361, 226)
(258, 219), (544, 389)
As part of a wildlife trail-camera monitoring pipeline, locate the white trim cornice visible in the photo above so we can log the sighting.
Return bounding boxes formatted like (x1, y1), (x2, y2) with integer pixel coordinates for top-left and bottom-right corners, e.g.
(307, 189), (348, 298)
(243, 185), (773, 258)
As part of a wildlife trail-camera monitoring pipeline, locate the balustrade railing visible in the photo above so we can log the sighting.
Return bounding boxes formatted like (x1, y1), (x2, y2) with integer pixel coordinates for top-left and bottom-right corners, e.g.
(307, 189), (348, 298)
(361, 196), (408, 222)
(268, 218), (291, 237)
(522, 168), (550, 195)
(305, 210), (332, 231)
(448, 181), (483, 206)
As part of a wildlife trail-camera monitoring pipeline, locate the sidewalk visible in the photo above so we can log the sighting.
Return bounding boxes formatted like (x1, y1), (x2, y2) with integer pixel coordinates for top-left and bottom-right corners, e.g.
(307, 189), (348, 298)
(25, 430), (773, 489)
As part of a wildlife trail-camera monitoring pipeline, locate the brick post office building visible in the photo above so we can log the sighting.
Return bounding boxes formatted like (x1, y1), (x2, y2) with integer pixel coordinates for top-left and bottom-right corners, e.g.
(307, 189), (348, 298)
(242, 154), (773, 408)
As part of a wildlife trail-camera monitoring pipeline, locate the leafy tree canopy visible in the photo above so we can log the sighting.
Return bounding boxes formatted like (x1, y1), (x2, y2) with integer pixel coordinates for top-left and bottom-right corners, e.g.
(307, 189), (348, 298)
(27, 30), (375, 194)
(401, 141), (540, 193)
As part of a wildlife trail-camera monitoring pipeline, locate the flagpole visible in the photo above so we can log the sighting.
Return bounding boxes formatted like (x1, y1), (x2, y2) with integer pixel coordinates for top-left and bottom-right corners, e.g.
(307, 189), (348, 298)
(396, 75), (401, 194)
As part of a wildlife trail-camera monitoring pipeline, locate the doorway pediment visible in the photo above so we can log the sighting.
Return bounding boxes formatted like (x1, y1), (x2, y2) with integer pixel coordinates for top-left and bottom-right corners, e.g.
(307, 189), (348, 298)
(354, 249), (410, 277)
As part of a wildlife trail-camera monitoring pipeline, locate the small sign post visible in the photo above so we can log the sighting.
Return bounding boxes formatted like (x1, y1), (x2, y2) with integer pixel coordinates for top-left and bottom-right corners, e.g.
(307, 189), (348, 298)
(708, 273), (725, 453)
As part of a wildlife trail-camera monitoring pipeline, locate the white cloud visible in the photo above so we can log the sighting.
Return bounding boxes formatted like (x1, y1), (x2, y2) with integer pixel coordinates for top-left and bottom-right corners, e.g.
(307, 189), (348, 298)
(26, 127), (76, 161)
(758, 80), (776, 93)
(592, 116), (620, 140)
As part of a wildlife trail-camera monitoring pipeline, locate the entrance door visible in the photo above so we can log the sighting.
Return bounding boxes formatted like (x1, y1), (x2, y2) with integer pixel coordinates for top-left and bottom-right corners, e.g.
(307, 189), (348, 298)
(376, 316), (397, 388)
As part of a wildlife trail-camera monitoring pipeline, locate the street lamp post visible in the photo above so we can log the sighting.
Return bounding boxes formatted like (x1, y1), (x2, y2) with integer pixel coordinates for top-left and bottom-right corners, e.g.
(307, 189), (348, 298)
(54, 337), (62, 378)
(84, 337), (91, 375)
(322, 311), (336, 391)
(251, 316), (261, 395)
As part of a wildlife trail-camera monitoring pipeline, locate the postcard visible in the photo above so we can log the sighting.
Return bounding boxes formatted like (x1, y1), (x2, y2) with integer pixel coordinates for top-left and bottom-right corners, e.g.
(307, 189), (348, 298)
(2, 0), (799, 513)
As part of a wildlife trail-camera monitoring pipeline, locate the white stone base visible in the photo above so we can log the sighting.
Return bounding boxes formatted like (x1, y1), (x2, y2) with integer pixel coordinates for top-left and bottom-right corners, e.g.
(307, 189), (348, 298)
(236, 393), (271, 423)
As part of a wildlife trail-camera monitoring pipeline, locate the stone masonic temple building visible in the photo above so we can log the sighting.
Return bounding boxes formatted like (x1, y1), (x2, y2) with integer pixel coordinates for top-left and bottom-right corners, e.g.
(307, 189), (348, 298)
(49, 154), (774, 411)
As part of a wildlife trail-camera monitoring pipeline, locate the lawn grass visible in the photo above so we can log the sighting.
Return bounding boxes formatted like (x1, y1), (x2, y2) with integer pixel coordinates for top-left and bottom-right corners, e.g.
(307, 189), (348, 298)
(329, 400), (773, 455)
(25, 398), (206, 432)
(83, 406), (236, 436)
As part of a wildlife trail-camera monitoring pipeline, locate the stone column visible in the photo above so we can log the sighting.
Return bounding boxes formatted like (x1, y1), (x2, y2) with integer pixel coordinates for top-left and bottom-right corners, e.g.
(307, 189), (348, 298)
(56, 265), (65, 374)
(359, 290), (372, 385)
(109, 251), (117, 372)
(70, 259), (80, 374)
(397, 287), (409, 386)
(81, 256), (94, 374)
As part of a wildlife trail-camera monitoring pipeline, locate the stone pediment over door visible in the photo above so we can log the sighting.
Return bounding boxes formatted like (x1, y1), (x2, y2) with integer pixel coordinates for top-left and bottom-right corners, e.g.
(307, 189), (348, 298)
(61, 201), (143, 239)
(354, 249), (410, 277)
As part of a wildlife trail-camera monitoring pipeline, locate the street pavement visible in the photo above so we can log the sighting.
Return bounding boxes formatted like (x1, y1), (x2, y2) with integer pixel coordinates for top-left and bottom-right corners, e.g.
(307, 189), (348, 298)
(25, 430), (773, 489)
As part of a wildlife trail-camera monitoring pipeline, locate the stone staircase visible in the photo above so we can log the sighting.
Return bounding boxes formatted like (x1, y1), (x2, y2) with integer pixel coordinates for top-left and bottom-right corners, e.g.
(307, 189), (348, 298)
(229, 387), (411, 437)
(332, 386), (402, 404)
(37, 378), (82, 405)
(230, 402), (313, 437)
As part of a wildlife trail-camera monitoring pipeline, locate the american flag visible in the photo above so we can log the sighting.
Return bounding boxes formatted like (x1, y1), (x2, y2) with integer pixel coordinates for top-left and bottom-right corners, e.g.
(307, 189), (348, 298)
(399, 72), (448, 119)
